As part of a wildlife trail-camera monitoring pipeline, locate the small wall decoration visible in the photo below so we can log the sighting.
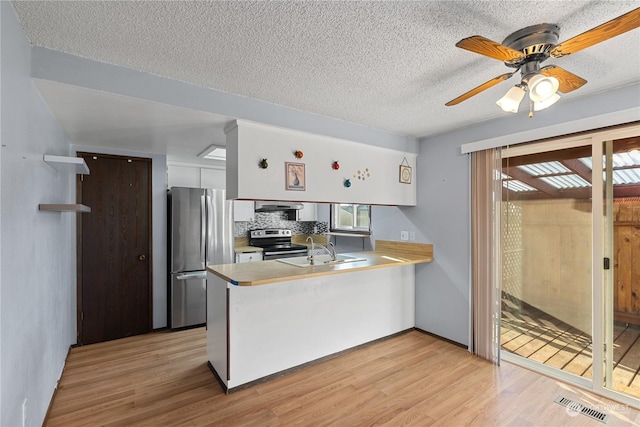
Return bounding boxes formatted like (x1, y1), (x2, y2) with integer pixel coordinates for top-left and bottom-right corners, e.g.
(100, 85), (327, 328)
(332, 161), (340, 170)
(285, 162), (305, 191)
(353, 168), (370, 181)
(259, 158), (269, 169)
(294, 150), (304, 159)
(399, 158), (412, 184)
(344, 178), (351, 188)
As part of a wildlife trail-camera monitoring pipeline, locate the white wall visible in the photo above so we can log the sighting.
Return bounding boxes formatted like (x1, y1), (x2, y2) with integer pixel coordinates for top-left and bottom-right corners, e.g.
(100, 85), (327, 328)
(1, 3), (76, 425)
(73, 145), (168, 330)
(228, 120), (417, 205)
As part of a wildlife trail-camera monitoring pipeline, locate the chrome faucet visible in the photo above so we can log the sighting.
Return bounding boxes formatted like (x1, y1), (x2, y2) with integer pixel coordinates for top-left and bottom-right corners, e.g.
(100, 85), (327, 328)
(306, 236), (315, 250)
(328, 242), (337, 262)
(306, 236), (337, 264)
(306, 236), (316, 265)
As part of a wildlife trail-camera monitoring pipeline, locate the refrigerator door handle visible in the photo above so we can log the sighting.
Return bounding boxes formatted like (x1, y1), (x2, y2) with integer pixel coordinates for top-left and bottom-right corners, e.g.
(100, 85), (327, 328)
(201, 193), (207, 266)
(176, 271), (208, 280)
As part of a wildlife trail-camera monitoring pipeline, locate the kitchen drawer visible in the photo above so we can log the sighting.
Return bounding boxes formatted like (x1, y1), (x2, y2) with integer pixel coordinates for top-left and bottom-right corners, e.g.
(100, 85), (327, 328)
(236, 252), (263, 263)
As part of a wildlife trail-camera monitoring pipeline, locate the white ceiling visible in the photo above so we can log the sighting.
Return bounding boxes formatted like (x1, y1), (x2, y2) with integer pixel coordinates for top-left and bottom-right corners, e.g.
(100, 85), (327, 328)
(11, 1), (640, 161)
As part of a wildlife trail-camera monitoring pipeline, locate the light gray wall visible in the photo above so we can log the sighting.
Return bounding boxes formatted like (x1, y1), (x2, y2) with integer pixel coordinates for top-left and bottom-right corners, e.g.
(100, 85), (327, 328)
(411, 141), (471, 345)
(0, 2), (4, 421)
(0, 6), (5, 423)
(72, 145), (168, 330)
(1, 3), (76, 425)
(357, 189), (471, 345)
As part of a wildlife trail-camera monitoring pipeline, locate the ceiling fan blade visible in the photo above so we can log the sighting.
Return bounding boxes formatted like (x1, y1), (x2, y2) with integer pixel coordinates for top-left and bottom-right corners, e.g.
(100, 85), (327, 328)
(551, 8), (640, 57)
(445, 73), (515, 106)
(456, 36), (525, 62)
(540, 65), (587, 93)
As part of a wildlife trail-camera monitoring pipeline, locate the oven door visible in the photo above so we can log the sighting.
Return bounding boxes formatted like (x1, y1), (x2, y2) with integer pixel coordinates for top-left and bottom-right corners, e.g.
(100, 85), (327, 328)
(263, 249), (308, 261)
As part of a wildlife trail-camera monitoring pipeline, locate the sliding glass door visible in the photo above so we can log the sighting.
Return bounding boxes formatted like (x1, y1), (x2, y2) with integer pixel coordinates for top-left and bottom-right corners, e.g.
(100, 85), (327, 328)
(602, 135), (640, 399)
(500, 141), (594, 384)
(499, 123), (640, 406)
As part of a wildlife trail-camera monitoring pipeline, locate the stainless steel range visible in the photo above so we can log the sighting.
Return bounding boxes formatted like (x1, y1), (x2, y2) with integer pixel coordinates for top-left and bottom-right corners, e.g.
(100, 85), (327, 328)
(249, 229), (308, 260)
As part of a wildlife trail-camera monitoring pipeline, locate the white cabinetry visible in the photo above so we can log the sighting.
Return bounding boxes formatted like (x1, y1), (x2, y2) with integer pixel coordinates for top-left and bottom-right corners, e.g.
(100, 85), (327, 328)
(233, 200), (255, 222)
(298, 203), (317, 221)
(167, 164), (226, 189)
(235, 252), (262, 263)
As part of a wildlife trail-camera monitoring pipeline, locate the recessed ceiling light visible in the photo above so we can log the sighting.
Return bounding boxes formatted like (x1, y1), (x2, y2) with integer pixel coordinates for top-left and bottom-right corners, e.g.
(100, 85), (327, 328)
(197, 145), (226, 160)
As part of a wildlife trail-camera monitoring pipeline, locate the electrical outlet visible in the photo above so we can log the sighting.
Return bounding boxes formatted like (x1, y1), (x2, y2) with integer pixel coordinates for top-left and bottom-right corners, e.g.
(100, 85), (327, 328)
(409, 231), (416, 241)
(22, 398), (27, 427)
(308, 248), (326, 257)
(400, 230), (409, 241)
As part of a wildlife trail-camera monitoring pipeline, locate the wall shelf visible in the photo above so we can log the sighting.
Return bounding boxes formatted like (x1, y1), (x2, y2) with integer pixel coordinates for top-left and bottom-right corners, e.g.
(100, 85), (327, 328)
(41, 155), (91, 212)
(39, 204), (91, 213)
(44, 155), (90, 175)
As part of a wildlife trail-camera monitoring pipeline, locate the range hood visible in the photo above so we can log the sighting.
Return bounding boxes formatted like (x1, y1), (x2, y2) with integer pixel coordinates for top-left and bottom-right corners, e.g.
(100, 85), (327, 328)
(254, 201), (304, 212)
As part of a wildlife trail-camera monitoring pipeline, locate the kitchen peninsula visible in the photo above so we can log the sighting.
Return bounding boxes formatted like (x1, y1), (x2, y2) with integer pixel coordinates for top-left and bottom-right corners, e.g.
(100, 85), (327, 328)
(206, 240), (433, 392)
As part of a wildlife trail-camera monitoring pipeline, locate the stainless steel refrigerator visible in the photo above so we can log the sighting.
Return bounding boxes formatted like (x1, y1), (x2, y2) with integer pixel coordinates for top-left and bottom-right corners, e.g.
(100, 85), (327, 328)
(168, 187), (234, 329)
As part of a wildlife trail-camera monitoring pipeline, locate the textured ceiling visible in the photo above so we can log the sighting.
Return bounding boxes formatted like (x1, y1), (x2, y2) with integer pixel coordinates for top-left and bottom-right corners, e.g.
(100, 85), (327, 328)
(11, 0), (640, 141)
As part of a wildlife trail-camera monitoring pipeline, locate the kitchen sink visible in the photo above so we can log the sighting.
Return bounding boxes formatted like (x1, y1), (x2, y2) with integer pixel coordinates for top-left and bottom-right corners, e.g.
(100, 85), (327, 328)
(276, 254), (366, 267)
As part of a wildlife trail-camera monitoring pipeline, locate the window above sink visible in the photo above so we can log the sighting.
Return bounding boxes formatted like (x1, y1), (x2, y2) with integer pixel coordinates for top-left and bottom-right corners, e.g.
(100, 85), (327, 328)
(330, 203), (371, 235)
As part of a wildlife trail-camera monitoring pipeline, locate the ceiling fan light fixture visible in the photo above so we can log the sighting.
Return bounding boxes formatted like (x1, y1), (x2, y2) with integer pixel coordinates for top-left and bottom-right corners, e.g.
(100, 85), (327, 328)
(527, 73), (559, 102)
(496, 84), (526, 113)
(533, 93), (561, 111)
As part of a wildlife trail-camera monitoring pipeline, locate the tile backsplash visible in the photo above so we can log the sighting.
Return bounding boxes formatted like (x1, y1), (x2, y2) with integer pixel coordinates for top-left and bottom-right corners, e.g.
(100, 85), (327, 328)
(234, 211), (328, 238)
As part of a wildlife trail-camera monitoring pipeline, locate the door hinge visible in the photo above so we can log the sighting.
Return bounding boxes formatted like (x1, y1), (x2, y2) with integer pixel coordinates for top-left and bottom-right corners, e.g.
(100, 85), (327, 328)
(81, 174), (84, 182)
(604, 257), (610, 270)
(80, 312), (84, 322)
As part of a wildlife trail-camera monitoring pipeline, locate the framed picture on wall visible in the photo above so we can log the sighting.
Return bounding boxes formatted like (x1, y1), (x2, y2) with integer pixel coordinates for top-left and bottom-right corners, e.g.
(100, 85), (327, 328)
(285, 162), (305, 191)
(399, 164), (412, 184)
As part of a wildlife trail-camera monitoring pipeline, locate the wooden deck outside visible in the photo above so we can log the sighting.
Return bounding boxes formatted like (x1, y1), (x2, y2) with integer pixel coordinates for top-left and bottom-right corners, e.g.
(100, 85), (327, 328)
(502, 295), (640, 399)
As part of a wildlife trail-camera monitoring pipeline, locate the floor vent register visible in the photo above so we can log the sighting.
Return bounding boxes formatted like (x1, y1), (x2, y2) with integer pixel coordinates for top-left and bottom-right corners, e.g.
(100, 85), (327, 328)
(554, 395), (610, 424)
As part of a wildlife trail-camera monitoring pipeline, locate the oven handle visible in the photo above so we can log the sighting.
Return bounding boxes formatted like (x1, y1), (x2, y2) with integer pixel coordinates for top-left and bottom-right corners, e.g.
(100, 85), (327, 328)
(264, 250), (308, 256)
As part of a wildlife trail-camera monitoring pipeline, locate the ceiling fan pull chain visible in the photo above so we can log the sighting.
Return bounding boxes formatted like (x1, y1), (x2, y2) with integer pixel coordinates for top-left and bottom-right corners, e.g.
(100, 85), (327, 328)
(528, 101), (534, 118)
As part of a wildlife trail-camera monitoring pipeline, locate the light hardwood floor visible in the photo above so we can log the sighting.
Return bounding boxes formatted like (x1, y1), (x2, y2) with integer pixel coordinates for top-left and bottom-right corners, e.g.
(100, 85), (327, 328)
(46, 328), (640, 426)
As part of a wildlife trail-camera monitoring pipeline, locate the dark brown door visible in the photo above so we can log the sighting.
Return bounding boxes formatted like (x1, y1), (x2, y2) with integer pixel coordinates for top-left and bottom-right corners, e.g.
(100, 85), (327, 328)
(78, 153), (152, 345)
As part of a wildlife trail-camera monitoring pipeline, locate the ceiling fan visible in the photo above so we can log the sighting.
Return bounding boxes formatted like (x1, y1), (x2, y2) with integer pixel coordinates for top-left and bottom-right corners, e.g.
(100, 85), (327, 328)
(445, 8), (640, 115)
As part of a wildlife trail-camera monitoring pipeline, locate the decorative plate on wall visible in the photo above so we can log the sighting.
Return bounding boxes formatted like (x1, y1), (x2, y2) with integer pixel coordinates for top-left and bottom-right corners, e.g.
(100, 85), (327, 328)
(399, 158), (412, 184)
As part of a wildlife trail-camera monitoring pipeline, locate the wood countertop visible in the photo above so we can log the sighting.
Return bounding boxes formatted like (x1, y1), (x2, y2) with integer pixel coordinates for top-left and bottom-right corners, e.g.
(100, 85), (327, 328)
(234, 245), (263, 253)
(208, 240), (433, 286)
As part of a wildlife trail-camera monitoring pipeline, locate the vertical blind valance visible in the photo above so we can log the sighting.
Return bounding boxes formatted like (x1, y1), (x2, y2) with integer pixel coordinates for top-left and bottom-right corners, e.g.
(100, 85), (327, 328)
(459, 108), (639, 154)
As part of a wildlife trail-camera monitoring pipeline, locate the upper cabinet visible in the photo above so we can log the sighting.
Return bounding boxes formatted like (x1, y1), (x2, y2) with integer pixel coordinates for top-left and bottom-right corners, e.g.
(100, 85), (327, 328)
(167, 164), (225, 189)
(298, 203), (317, 221)
(233, 200), (255, 222)
(225, 120), (417, 206)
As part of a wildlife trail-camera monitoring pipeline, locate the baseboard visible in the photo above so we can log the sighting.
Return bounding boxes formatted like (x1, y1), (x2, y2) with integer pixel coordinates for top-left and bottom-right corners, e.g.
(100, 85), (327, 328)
(413, 327), (468, 349)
